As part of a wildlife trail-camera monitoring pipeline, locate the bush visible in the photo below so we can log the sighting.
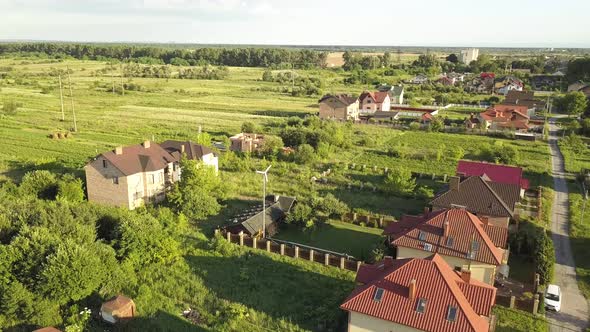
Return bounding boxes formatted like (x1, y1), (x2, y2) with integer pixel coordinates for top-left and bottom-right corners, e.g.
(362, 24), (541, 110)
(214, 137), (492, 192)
(409, 122), (421, 131)
(385, 166), (416, 196)
(294, 144), (316, 164)
(20, 170), (58, 199)
(2, 100), (22, 115)
(509, 220), (555, 285)
(241, 121), (258, 133)
(56, 177), (85, 203)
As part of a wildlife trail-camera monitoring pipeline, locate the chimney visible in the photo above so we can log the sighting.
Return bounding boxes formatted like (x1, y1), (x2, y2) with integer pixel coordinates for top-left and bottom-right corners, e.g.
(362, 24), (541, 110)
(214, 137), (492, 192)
(449, 176), (460, 191)
(460, 269), (471, 283)
(383, 256), (394, 268)
(444, 220), (450, 237)
(143, 140), (151, 149)
(409, 279), (417, 300)
(181, 144), (185, 154)
(115, 146), (123, 155)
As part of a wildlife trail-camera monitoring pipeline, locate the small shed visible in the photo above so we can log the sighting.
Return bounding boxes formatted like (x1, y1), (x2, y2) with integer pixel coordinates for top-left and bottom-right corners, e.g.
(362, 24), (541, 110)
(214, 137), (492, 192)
(33, 328), (62, 332)
(100, 295), (136, 324)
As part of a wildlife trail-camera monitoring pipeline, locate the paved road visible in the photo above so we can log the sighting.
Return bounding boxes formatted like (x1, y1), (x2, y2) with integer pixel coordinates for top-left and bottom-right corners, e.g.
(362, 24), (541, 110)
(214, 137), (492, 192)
(547, 119), (589, 331)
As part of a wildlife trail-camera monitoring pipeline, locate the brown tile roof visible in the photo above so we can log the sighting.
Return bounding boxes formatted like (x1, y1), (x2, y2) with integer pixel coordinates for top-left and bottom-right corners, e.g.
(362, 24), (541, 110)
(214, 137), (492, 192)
(98, 142), (177, 176)
(160, 140), (215, 160)
(33, 328), (62, 332)
(360, 91), (390, 104)
(479, 105), (529, 123)
(341, 254), (495, 332)
(319, 94), (358, 106)
(383, 209), (507, 265)
(430, 176), (520, 218)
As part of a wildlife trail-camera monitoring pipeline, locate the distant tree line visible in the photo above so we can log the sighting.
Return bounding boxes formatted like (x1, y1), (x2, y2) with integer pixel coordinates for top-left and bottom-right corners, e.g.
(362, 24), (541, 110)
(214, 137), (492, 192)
(0, 43), (328, 68)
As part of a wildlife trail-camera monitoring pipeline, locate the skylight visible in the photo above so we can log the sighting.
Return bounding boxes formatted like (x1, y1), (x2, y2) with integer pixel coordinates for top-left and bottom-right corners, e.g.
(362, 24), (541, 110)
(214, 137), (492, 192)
(416, 298), (427, 313)
(424, 243), (433, 252)
(447, 306), (458, 322)
(446, 237), (454, 247)
(373, 288), (384, 302)
(471, 240), (480, 252)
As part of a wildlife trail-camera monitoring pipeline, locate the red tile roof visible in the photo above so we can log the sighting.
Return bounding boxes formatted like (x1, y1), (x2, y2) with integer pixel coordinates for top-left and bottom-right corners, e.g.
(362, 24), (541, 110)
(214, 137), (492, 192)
(383, 208), (507, 265)
(360, 91), (390, 104)
(341, 254), (495, 332)
(479, 105), (529, 123)
(457, 160), (530, 190)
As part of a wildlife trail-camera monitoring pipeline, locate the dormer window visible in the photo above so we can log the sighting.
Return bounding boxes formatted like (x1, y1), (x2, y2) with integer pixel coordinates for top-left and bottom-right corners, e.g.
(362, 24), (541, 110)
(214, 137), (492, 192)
(418, 231), (426, 241)
(416, 298), (427, 313)
(373, 288), (384, 302)
(446, 237), (454, 247)
(471, 240), (480, 252)
(102, 160), (108, 168)
(447, 306), (458, 321)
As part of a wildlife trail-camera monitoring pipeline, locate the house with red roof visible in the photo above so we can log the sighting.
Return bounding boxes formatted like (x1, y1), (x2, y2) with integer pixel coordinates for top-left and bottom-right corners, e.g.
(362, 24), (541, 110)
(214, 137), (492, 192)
(477, 104), (531, 131)
(457, 160), (529, 197)
(341, 254), (497, 332)
(383, 208), (509, 285)
(359, 91), (391, 114)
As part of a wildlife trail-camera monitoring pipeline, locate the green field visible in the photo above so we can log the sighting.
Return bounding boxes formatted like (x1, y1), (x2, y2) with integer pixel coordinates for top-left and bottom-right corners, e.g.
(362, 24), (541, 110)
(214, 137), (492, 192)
(0, 57), (556, 330)
(274, 220), (384, 259)
(493, 306), (549, 332)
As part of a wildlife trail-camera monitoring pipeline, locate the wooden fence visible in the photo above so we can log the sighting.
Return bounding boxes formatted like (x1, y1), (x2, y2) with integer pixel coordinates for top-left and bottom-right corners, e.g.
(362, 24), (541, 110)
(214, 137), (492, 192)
(218, 230), (363, 272)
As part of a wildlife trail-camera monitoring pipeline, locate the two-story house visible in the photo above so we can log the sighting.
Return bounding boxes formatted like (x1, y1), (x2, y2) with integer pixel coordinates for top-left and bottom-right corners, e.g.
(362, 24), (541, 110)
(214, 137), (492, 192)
(383, 208), (509, 285)
(85, 141), (179, 210)
(378, 84), (404, 104)
(359, 91), (391, 114)
(341, 254), (497, 332)
(160, 140), (219, 174)
(318, 94), (360, 120)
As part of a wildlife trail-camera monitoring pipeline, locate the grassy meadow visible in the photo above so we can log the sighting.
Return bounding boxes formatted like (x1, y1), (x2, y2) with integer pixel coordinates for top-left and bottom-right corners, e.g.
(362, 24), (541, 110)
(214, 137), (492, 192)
(0, 57), (555, 330)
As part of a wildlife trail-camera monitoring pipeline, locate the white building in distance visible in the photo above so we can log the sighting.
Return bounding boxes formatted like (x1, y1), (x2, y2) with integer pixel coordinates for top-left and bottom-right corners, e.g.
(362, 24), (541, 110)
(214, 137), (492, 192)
(460, 48), (479, 64)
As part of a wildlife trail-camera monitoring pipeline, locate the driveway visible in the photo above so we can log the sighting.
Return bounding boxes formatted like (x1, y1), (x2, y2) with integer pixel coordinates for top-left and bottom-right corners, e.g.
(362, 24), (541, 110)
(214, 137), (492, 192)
(547, 119), (589, 331)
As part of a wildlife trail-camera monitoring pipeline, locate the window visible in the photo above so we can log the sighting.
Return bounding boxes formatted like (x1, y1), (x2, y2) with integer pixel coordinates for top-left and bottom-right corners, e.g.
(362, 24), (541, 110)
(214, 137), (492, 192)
(150, 174), (155, 184)
(373, 288), (384, 302)
(454, 266), (462, 272)
(416, 298), (427, 313)
(112, 176), (119, 184)
(447, 306), (458, 321)
(471, 240), (480, 252)
(418, 231), (426, 241)
(102, 160), (108, 168)
(424, 243), (433, 252)
(446, 237), (454, 247)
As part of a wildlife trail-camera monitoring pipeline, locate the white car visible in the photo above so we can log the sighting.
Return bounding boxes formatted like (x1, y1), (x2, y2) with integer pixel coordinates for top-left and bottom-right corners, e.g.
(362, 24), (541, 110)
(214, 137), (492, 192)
(545, 284), (562, 312)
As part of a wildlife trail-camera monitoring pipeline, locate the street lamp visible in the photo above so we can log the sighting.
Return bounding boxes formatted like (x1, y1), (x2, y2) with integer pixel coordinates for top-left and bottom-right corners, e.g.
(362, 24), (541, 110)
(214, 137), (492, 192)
(256, 165), (271, 238)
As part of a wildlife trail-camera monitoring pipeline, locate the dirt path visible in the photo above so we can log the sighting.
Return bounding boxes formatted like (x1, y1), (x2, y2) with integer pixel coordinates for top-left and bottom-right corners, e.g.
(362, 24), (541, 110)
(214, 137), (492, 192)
(547, 119), (589, 331)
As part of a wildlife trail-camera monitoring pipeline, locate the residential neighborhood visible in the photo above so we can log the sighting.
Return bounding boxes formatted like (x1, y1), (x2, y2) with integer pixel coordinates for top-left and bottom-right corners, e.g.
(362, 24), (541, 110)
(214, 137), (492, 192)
(1, 2), (590, 332)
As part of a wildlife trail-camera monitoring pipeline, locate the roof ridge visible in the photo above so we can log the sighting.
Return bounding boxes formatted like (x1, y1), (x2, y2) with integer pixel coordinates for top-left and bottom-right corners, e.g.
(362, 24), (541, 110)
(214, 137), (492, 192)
(465, 211), (503, 265)
(429, 255), (488, 332)
(477, 176), (514, 217)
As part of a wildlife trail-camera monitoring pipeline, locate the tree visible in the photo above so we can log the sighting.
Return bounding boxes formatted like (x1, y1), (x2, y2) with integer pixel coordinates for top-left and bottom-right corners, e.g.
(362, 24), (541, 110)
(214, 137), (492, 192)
(39, 241), (106, 304)
(167, 158), (226, 220)
(495, 145), (519, 164)
(313, 193), (348, 219)
(262, 69), (273, 82)
(385, 166), (416, 196)
(241, 121), (258, 133)
(557, 91), (588, 117)
(19, 170), (58, 199)
(56, 177), (85, 203)
(294, 144), (316, 164)
(258, 135), (283, 157)
(446, 53), (459, 63)
(286, 203), (313, 227)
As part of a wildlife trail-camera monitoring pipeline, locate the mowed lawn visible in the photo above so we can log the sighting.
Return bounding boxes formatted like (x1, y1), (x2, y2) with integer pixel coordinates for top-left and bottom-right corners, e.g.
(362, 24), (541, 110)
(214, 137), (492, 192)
(274, 220), (384, 259)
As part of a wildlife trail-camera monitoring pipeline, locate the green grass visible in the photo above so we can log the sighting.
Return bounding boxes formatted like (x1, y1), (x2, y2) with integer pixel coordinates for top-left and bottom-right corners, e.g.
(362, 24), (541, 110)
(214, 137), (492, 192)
(567, 181), (590, 299)
(274, 220), (383, 259)
(493, 306), (549, 332)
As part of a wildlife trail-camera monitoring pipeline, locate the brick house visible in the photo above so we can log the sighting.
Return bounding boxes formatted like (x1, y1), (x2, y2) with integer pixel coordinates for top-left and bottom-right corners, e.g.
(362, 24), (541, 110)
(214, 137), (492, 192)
(229, 133), (265, 153)
(341, 254), (497, 332)
(383, 208), (509, 285)
(318, 94), (360, 120)
(359, 91), (391, 114)
(430, 175), (520, 228)
(85, 141), (180, 210)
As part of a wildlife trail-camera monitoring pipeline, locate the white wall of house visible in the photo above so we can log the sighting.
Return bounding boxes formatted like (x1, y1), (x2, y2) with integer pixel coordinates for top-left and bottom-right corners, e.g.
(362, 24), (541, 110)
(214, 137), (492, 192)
(347, 312), (423, 332)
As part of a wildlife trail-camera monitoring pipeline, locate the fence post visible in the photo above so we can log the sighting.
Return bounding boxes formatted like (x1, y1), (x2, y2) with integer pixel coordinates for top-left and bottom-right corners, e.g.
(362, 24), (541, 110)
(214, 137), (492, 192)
(443, 174), (448, 182)
(239, 231), (244, 246)
(509, 296), (515, 309)
(214, 229), (219, 236)
(294, 246), (299, 259)
(280, 243), (285, 255)
(340, 257), (345, 269)
(533, 294), (539, 314)
(324, 253), (330, 266)
(356, 261), (362, 271)
(226, 231), (231, 242)
(309, 249), (314, 261)
(266, 240), (271, 252)
(252, 237), (257, 249)
(431, 173), (436, 180)
(378, 217), (384, 228)
(534, 274), (540, 293)
(384, 167), (388, 174)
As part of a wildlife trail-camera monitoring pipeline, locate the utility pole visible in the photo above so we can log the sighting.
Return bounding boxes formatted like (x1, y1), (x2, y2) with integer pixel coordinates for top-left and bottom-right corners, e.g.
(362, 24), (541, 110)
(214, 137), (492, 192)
(58, 75), (65, 121)
(291, 62), (295, 94)
(120, 62), (125, 96)
(582, 189), (588, 224)
(111, 62), (115, 94)
(256, 165), (271, 238)
(66, 67), (78, 132)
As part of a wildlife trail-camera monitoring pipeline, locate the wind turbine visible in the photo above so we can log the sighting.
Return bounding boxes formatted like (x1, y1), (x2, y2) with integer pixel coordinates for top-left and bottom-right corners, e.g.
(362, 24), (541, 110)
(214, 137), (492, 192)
(256, 165), (271, 238)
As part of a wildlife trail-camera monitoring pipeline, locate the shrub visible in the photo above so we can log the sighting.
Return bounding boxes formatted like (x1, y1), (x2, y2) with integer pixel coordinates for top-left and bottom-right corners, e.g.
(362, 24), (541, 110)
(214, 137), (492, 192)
(2, 100), (22, 115)
(241, 121), (258, 133)
(20, 170), (58, 199)
(385, 166), (416, 196)
(409, 122), (421, 131)
(294, 144), (316, 164)
(56, 177), (85, 203)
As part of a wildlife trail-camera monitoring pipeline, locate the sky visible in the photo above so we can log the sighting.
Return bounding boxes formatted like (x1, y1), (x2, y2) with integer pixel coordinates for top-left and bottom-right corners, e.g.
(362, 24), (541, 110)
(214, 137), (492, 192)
(1, 0), (589, 48)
